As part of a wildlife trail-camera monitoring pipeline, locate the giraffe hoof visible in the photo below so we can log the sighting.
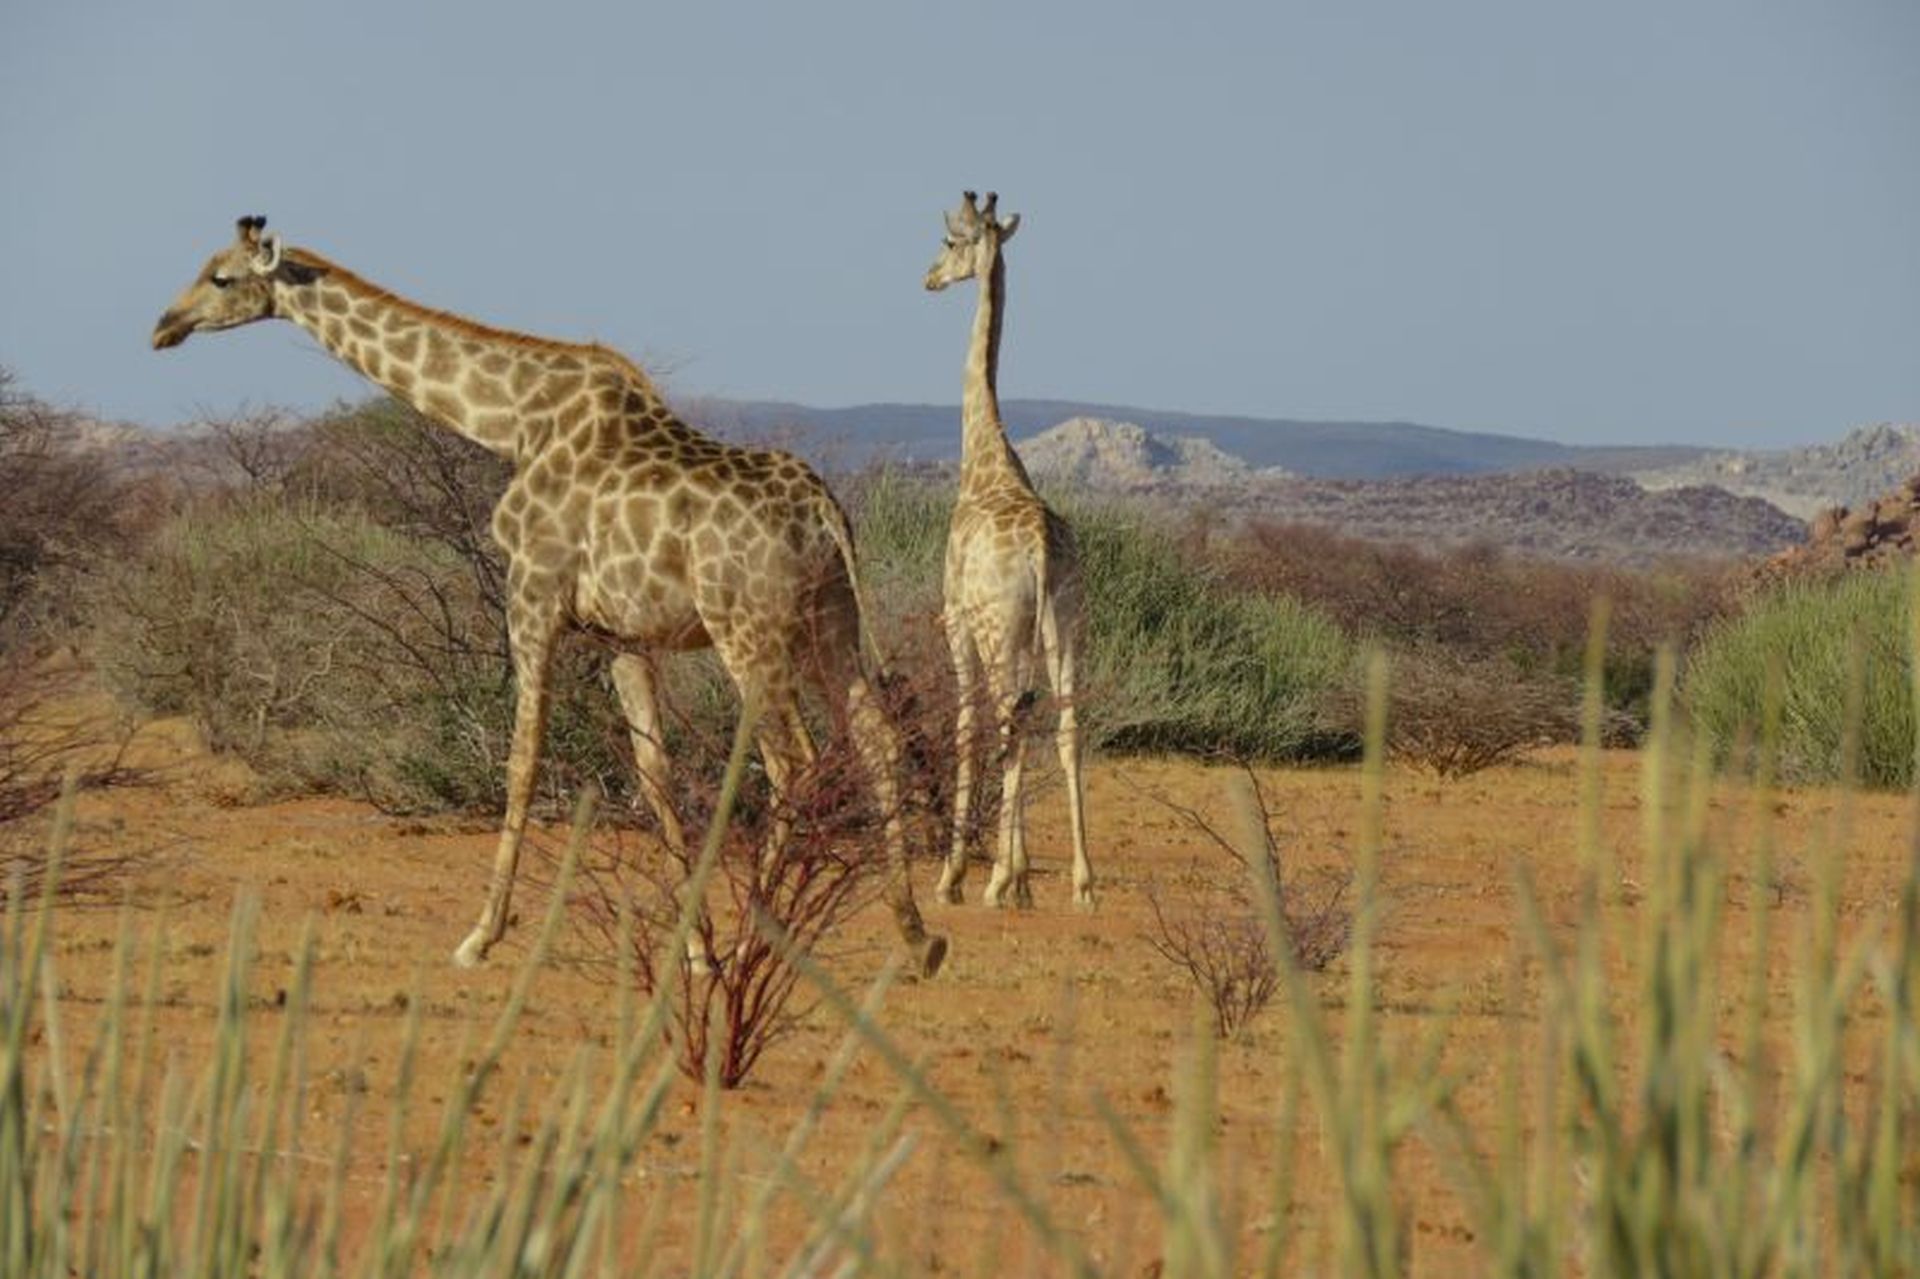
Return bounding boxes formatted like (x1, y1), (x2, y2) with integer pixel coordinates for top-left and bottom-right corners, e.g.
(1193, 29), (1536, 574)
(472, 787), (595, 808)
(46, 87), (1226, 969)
(451, 931), (490, 969)
(918, 933), (949, 979)
(1073, 887), (1097, 912)
(935, 874), (965, 906)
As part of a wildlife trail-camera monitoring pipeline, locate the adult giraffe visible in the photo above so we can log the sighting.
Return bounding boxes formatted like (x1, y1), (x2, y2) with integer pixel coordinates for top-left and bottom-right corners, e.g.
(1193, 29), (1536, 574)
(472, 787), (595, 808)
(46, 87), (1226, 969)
(924, 192), (1093, 910)
(153, 215), (947, 976)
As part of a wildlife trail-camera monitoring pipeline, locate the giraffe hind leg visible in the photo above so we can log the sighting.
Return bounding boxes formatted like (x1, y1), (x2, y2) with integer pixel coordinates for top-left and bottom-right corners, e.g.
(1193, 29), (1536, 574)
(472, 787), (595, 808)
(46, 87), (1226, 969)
(755, 693), (816, 887)
(1041, 599), (1093, 910)
(844, 668), (947, 975)
(610, 652), (721, 971)
(938, 620), (981, 904)
(609, 652), (689, 859)
(983, 662), (1033, 911)
(806, 612), (946, 977)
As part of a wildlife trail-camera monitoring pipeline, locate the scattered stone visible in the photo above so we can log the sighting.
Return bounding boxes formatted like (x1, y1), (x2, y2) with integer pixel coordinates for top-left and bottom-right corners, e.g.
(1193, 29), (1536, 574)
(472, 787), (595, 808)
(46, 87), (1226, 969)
(1755, 468), (1920, 585)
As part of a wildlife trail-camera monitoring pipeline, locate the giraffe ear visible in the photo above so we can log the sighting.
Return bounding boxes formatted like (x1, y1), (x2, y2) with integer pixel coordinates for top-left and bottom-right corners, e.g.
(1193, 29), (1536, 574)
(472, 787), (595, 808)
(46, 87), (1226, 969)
(246, 233), (321, 285)
(250, 233), (283, 276)
(997, 213), (1020, 243)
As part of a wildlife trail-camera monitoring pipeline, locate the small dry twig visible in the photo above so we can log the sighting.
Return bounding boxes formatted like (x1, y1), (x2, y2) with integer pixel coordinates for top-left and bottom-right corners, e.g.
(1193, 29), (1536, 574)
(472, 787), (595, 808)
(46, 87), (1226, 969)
(1139, 763), (1351, 1038)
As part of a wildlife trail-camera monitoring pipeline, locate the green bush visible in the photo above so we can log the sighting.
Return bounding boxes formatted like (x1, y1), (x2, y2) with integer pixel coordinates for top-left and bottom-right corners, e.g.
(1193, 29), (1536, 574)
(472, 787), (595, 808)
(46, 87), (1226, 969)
(1683, 568), (1917, 788)
(1072, 504), (1353, 757)
(88, 494), (633, 810)
(90, 496), (455, 741)
(839, 467), (949, 612)
(847, 474), (1356, 761)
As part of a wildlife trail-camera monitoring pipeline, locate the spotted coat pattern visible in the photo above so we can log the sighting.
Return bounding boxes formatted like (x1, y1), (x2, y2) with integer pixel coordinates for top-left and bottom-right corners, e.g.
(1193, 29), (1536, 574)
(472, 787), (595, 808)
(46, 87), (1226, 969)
(923, 194), (1093, 909)
(153, 217), (945, 975)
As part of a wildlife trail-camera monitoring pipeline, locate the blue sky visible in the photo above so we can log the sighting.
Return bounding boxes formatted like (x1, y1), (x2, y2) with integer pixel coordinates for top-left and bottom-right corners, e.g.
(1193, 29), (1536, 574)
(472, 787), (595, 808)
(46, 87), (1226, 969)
(2, 0), (1915, 446)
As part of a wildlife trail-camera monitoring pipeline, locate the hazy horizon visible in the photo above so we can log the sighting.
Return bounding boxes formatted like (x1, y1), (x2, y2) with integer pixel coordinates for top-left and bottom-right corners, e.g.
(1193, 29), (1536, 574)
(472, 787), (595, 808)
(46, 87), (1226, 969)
(3, 0), (1916, 448)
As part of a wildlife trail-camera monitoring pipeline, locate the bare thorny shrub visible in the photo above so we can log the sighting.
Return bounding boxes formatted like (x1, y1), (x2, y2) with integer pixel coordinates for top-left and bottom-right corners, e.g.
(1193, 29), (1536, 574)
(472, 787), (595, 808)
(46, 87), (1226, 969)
(1330, 646), (1589, 780)
(191, 407), (314, 491)
(0, 369), (164, 649)
(0, 368), (154, 897)
(297, 400), (513, 636)
(1144, 765), (1351, 1039)
(564, 673), (944, 1089)
(89, 398), (654, 810)
(1223, 520), (1735, 661)
(1220, 518), (1737, 742)
(0, 656), (153, 908)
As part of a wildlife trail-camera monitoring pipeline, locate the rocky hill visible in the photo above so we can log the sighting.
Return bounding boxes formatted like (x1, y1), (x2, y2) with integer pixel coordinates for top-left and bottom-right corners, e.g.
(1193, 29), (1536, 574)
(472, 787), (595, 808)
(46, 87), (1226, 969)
(1000, 418), (1803, 566)
(1247, 469), (1805, 566)
(1632, 423), (1920, 520)
(1757, 470), (1920, 582)
(1015, 417), (1289, 489)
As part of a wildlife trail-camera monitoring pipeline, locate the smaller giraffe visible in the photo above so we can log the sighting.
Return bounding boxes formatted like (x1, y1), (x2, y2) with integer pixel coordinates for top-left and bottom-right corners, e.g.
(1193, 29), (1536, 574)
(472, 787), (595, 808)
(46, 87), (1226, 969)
(924, 192), (1093, 910)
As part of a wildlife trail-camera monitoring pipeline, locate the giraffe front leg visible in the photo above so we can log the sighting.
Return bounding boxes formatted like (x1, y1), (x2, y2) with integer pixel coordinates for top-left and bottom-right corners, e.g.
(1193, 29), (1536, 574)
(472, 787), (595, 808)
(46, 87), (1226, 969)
(455, 600), (560, 968)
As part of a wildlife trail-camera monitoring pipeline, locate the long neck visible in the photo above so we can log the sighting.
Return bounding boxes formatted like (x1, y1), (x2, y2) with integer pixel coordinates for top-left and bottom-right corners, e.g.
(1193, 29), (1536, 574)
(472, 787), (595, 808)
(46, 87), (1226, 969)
(271, 252), (635, 461)
(959, 251), (1028, 486)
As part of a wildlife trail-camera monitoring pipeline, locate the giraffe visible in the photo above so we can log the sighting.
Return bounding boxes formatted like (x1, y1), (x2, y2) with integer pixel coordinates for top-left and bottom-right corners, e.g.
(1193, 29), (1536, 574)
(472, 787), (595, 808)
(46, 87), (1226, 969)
(152, 215), (947, 976)
(923, 192), (1092, 910)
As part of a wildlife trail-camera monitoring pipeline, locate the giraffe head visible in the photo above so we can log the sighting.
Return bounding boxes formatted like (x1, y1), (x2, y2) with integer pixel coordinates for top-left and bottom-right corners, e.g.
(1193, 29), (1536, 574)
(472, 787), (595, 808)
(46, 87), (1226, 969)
(923, 191), (1020, 292)
(151, 215), (319, 349)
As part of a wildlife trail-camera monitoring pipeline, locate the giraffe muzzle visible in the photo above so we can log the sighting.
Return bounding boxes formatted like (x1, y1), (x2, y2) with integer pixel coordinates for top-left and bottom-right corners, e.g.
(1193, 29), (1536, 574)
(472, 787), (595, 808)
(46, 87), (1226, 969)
(151, 311), (191, 350)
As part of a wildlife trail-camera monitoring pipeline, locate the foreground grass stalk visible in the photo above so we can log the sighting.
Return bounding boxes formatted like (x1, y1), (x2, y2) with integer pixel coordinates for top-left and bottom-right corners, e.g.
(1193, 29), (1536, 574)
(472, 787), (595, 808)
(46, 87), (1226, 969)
(1426, 607), (1615, 1277)
(1240, 648), (1406, 1279)
(780, 926), (1098, 1277)
(719, 964), (899, 1279)
(19, 606), (1920, 1275)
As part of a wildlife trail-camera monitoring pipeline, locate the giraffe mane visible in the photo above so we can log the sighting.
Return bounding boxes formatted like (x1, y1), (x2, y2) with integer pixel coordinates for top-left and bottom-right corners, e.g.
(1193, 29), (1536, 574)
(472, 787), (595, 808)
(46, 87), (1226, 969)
(285, 247), (664, 394)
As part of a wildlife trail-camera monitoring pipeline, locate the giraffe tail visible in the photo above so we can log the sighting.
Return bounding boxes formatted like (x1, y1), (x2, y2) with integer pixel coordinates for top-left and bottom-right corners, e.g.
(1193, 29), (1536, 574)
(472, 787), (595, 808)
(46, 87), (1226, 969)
(1030, 541), (1051, 658)
(820, 493), (887, 675)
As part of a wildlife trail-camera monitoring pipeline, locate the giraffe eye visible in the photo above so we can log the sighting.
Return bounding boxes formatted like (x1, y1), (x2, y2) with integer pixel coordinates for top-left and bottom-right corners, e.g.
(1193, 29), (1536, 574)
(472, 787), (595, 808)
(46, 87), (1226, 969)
(209, 273), (233, 290)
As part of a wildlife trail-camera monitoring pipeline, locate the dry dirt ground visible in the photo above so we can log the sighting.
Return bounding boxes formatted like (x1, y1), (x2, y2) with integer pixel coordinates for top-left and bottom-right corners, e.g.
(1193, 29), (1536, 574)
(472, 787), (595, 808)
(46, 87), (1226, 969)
(14, 705), (1917, 1275)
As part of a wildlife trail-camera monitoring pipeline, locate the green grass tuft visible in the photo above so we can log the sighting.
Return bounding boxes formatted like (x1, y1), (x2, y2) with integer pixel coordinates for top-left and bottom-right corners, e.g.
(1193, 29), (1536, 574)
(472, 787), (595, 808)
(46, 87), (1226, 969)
(1683, 568), (1917, 788)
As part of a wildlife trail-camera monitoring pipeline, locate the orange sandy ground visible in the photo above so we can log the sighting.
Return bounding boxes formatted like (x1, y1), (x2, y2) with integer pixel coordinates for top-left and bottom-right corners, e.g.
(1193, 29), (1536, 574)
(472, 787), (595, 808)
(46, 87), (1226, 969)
(12, 710), (1915, 1276)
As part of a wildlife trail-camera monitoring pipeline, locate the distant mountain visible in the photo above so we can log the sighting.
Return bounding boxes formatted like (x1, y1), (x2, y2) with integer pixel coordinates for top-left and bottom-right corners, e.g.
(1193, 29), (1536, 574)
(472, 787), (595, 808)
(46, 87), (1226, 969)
(77, 396), (1803, 566)
(995, 417), (1802, 566)
(1632, 423), (1920, 520)
(680, 395), (1707, 481)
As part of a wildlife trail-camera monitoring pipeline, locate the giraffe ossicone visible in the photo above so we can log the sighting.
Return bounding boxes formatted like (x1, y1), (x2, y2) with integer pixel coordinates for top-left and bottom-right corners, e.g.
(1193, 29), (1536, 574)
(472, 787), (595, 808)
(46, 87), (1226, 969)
(924, 192), (1094, 911)
(153, 214), (947, 978)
